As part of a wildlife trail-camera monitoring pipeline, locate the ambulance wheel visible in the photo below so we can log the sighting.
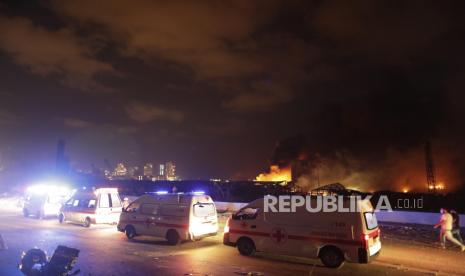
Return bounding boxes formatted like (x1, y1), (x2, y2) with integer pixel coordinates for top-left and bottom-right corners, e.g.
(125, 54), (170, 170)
(237, 237), (255, 256)
(58, 213), (65, 223)
(23, 208), (29, 218)
(35, 210), (42, 219)
(320, 246), (344, 268)
(125, 225), (137, 239)
(167, 230), (181, 245)
(83, 217), (91, 228)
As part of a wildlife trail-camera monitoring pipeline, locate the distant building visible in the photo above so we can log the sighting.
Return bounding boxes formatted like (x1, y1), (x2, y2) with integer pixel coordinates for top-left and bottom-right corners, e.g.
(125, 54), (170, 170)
(114, 163), (128, 177)
(158, 164), (165, 179)
(104, 169), (112, 179)
(143, 163), (153, 179)
(128, 166), (140, 179)
(156, 161), (178, 180)
(165, 161), (177, 181)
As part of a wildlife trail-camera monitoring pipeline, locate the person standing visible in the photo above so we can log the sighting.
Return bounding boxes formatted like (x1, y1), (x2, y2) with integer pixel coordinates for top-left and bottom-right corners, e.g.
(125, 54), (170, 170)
(434, 208), (465, 251)
(450, 210), (463, 244)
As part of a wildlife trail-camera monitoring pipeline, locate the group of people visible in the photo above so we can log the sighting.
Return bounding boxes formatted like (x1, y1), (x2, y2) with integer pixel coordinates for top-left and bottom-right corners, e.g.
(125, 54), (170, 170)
(434, 208), (464, 251)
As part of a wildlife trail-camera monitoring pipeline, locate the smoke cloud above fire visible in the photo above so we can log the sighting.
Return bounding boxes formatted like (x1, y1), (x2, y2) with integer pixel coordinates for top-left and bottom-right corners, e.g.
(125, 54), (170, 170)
(258, 134), (464, 193)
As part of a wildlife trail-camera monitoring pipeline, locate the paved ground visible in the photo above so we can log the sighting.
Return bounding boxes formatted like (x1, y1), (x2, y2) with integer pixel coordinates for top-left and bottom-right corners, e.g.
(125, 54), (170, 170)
(0, 209), (464, 276)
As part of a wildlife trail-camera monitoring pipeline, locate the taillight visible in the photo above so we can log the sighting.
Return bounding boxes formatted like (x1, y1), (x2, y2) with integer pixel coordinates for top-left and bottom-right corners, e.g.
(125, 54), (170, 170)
(362, 234), (370, 249)
(224, 218), (230, 233)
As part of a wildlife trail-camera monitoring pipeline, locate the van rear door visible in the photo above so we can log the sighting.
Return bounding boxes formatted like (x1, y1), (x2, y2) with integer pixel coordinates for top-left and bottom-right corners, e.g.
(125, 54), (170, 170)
(98, 193), (112, 223)
(191, 202), (217, 236)
(362, 211), (381, 256)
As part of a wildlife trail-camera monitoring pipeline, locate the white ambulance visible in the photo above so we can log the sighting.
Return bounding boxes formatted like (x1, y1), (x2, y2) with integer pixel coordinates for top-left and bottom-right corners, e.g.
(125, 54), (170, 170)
(117, 192), (218, 245)
(23, 185), (71, 219)
(59, 188), (122, 227)
(223, 196), (381, 268)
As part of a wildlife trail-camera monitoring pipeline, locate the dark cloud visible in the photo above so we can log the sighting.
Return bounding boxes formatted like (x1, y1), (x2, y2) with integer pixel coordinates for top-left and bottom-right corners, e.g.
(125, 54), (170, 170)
(125, 102), (184, 124)
(0, 16), (118, 92)
(0, 110), (18, 126)
(51, 0), (316, 111)
(63, 118), (94, 128)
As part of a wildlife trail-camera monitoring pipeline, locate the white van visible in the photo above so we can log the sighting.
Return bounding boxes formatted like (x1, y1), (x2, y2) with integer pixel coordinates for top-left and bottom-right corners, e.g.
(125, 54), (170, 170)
(223, 196), (381, 268)
(59, 188), (122, 227)
(117, 192), (218, 245)
(23, 191), (69, 219)
(23, 185), (71, 219)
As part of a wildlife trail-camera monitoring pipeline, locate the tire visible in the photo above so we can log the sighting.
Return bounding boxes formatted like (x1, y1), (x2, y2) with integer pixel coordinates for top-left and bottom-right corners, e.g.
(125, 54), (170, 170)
(23, 208), (29, 218)
(125, 225), (137, 240)
(166, 230), (181, 245)
(237, 238), (256, 256)
(83, 217), (91, 228)
(58, 213), (65, 223)
(35, 211), (42, 219)
(320, 246), (344, 268)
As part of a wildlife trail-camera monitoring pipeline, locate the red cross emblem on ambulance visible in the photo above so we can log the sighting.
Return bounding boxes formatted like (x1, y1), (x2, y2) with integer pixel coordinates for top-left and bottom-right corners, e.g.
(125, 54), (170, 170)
(270, 227), (287, 244)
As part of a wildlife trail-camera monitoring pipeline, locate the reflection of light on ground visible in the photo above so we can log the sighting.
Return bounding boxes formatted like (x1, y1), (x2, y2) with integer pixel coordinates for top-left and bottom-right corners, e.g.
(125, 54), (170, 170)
(92, 225), (119, 236)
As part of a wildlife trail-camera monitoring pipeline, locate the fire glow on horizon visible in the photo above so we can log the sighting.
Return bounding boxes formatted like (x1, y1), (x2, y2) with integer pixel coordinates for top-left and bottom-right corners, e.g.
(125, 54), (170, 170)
(255, 165), (292, 182)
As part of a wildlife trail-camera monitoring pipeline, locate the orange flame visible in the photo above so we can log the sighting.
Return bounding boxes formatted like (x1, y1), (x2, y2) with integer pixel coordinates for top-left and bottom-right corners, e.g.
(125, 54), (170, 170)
(255, 165), (292, 182)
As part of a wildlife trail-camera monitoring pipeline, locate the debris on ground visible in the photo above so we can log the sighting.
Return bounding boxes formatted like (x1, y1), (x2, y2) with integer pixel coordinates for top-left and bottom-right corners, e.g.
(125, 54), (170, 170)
(19, 245), (80, 276)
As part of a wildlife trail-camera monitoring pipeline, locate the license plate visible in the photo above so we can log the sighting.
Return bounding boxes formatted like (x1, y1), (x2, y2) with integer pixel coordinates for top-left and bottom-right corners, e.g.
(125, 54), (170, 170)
(369, 241), (381, 256)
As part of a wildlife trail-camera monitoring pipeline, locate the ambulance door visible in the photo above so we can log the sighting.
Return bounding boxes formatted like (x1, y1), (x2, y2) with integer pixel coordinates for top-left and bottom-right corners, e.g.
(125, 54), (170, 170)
(232, 207), (268, 251)
(63, 197), (77, 222)
(69, 198), (81, 223)
(98, 193), (112, 224)
(261, 211), (295, 255)
(124, 201), (148, 235)
(110, 193), (122, 224)
(140, 203), (161, 236)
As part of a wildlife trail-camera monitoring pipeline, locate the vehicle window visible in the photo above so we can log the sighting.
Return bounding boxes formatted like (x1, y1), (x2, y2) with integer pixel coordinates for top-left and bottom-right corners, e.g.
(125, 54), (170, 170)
(73, 199), (79, 207)
(160, 205), (188, 217)
(193, 203), (216, 217)
(364, 212), (378, 230)
(99, 193), (110, 208)
(88, 199), (96, 208)
(233, 207), (259, 220)
(110, 193), (121, 208)
(66, 198), (74, 206)
(141, 204), (158, 215)
(125, 201), (140, 213)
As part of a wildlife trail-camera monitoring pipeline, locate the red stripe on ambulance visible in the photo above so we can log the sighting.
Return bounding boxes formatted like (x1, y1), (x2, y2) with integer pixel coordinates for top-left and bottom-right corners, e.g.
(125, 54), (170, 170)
(229, 229), (363, 246)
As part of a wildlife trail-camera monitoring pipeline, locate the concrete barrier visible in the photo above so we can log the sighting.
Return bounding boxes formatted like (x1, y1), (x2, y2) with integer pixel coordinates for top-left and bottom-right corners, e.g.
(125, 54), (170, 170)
(214, 200), (465, 227)
(376, 210), (465, 227)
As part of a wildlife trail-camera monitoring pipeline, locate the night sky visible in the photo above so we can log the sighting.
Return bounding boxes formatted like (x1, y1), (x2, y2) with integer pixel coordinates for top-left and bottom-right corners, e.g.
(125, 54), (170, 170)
(1, 1), (465, 191)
